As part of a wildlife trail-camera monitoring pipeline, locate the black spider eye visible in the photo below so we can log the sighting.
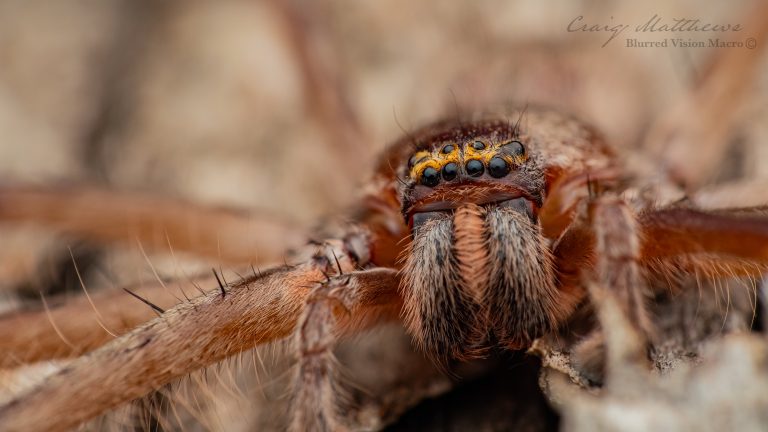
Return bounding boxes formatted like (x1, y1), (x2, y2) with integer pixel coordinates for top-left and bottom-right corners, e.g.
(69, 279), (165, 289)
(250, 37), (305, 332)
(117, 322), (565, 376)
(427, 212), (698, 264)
(488, 157), (510, 178)
(408, 155), (419, 168)
(441, 144), (455, 154)
(442, 162), (458, 181)
(465, 159), (484, 177)
(471, 140), (486, 150)
(421, 167), (440, 187)
(502, 140), (525, 156)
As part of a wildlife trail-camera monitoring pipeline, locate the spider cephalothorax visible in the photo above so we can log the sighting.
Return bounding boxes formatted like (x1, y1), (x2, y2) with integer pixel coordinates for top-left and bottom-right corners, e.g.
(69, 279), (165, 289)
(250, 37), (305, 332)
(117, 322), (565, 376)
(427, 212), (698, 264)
(377, 109), (611, 359)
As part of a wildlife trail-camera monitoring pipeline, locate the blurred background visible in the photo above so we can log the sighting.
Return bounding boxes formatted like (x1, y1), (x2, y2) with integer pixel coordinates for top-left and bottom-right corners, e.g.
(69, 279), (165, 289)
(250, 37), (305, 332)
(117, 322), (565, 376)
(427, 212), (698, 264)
(0, 0), (767, 430)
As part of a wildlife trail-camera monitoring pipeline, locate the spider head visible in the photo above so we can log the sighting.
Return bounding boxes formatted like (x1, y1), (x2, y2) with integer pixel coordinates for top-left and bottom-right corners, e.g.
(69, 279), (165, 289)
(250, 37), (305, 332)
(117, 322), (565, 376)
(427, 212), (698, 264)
(366, 107), (608, 360)
(392, 114), (573, 360)
(399, 119), (545, 227)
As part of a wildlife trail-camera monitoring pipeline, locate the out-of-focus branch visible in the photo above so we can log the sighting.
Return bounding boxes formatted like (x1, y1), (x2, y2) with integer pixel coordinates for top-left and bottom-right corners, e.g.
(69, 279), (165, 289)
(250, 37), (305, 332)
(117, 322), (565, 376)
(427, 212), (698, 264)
(643, 1), (768, 188)
(268, 0), (373, 182)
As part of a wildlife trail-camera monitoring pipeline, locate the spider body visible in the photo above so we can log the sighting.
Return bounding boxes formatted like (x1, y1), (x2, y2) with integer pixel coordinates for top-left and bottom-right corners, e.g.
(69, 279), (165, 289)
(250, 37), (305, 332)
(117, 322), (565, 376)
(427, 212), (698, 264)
(352, 108), (614, 359)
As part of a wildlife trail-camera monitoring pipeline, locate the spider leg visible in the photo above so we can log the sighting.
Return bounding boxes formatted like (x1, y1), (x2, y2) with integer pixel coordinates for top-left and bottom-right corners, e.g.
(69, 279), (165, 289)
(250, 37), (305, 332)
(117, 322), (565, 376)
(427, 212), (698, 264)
(0, 272), (215, 367)
(553, 203), (768, 379)
(639, 206), (768, 275)
(291, 268), (400, 431)
(554, 204), (768, 296)
(538, 168), (619, 239)
(560, 197), (651, 384)
(0, 241), (400, 431)
(589, 197), (652, 361)
(564, 198), (768, 394)
(0, 184), (305, 264)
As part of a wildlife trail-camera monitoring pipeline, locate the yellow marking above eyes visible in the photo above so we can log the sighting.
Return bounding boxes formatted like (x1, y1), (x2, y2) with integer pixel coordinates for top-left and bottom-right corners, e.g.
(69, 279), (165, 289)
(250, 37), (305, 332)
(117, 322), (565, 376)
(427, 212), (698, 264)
(408, 139), (528, 181)
(442, 149), (462, 164)
(464, 141), (493, 163)
(410, 146), (459, 179)
(410, 150), (431, 166)
(415, 159), (441, 175)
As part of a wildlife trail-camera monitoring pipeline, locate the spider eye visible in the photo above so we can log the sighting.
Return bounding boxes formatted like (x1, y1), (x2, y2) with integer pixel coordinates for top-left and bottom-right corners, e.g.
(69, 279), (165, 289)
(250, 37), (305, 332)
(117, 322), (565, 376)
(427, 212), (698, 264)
(465, 159), (484, 177)
(442, 162), (458, 181)
(441, 144), (455, 154)
(421, 167), (440, 187)
(488, 157), (510, 178)
(502, 140), (525, 156)
(408, 155), (421, 169)
(471, 140), (486, 150)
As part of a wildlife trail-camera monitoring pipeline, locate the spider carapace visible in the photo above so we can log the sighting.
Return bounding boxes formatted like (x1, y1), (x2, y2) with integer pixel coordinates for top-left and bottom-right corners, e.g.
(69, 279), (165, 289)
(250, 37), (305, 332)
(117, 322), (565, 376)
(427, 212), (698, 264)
(355, 107), (615, 360)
